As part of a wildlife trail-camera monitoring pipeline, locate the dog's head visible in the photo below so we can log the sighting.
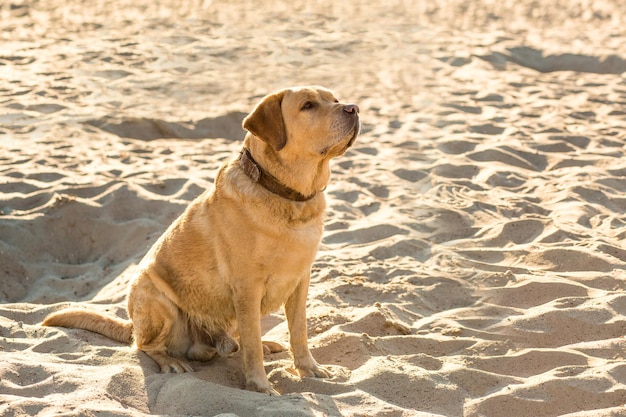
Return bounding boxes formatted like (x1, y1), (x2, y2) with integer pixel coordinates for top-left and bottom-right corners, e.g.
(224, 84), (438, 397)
(243, 86), (360, 159)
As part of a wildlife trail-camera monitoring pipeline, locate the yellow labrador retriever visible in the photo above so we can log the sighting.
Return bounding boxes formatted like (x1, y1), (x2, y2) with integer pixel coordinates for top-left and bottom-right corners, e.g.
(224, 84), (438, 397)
(43, 86), (360, 395)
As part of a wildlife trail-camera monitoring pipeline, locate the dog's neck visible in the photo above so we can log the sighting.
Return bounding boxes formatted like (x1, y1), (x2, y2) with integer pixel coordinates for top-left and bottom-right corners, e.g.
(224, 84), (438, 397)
(239, 148), (318, 202)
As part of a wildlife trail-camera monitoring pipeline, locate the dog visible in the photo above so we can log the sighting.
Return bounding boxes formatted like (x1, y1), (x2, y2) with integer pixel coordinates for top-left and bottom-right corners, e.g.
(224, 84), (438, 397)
(43, 86), (360, 395)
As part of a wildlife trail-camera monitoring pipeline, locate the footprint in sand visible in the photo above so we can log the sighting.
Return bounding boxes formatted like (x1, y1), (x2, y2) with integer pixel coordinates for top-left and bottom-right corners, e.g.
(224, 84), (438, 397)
(505, 46), (626, 74)
(324, 224), (409, 245)
(0, 362), (80, 397)
(26, 172), (65, 183)
(369, 238), (430, 261)
(140, 178), (188, 197)
(0, 252), (29, 302)
(482, 280), (588, 309)
(469, 349), (588, 378)
(549, 135), (590, 148)
(392, 168), (427, 182)
(25, 103), (67, 114)
(86, 112), (246, 141)
(479, 218), (546, 246)
(468, 123), (505, 135)
(468, 146), (547, 171)
(436, 139), (478, 154)
(93, 70), (133, 80)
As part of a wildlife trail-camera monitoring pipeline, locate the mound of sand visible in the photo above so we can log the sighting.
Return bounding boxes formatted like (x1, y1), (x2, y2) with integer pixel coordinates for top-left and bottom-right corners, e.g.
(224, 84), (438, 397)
(1, 1), (626, 416)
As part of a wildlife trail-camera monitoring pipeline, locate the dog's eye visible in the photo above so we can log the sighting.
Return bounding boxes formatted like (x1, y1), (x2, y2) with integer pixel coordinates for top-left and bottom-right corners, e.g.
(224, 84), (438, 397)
(301, 101), (315, 111)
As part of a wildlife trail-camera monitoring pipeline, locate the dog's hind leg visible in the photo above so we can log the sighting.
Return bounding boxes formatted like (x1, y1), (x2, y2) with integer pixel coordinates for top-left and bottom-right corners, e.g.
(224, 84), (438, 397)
(129, 278), (194, 373)
(135, 312), (194, 373)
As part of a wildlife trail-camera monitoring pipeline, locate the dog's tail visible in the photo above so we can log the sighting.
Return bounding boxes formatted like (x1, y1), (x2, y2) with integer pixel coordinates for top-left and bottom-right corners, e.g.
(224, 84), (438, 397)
(42, 308), (133, 344)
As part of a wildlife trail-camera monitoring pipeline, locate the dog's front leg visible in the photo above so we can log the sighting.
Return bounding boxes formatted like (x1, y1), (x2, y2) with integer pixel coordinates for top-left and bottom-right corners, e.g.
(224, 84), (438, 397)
(234, 288), (278, 395)
(285, 273), (330, 378)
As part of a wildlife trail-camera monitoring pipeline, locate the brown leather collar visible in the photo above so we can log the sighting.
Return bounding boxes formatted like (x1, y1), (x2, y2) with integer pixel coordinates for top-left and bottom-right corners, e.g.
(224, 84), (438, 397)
(238, 148), (317, 202)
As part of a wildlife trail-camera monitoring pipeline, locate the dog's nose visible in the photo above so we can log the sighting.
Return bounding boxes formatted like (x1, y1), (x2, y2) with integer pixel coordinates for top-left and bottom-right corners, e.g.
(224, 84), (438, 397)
(343, 104), (359, 114)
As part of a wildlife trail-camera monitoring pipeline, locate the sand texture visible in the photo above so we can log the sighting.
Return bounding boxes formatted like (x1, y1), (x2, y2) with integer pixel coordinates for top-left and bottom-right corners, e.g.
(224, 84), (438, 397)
(2, 1), (626, 416)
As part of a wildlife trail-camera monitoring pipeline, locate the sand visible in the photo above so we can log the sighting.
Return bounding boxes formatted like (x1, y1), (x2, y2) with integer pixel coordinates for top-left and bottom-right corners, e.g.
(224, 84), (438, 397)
(1, 0), (626, 416)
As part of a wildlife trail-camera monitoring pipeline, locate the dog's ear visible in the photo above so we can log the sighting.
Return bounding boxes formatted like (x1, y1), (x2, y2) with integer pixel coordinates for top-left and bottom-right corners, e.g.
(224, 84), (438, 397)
(242, 91), (287, 151)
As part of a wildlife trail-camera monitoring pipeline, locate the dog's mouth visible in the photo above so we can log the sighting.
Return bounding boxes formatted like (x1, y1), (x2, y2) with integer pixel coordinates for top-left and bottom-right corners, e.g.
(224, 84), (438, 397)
(346, 122), (360, 148)
(320, 115), (360, 156)
(343, 118), (360, 150)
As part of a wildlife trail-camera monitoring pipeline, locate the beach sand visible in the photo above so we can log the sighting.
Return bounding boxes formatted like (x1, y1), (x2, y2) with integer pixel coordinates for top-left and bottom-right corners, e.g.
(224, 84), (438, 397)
(1, 1), (626, 416)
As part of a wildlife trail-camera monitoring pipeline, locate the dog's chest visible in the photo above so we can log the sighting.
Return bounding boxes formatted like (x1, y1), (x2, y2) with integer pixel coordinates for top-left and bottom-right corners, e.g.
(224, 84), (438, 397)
(256, 225), (320, 313)
(260, 275), (299, 315)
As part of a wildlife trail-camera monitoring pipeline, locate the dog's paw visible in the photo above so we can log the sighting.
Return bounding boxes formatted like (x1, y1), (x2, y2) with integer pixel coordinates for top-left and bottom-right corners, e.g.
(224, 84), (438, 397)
(146, 350), (194, 373)
(262, 340), (287, 355)
(160, 357), (195, 373)
(294, 354), (331, 378)
(296, 363), (331, 378)
(245, 376), (280, 395)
